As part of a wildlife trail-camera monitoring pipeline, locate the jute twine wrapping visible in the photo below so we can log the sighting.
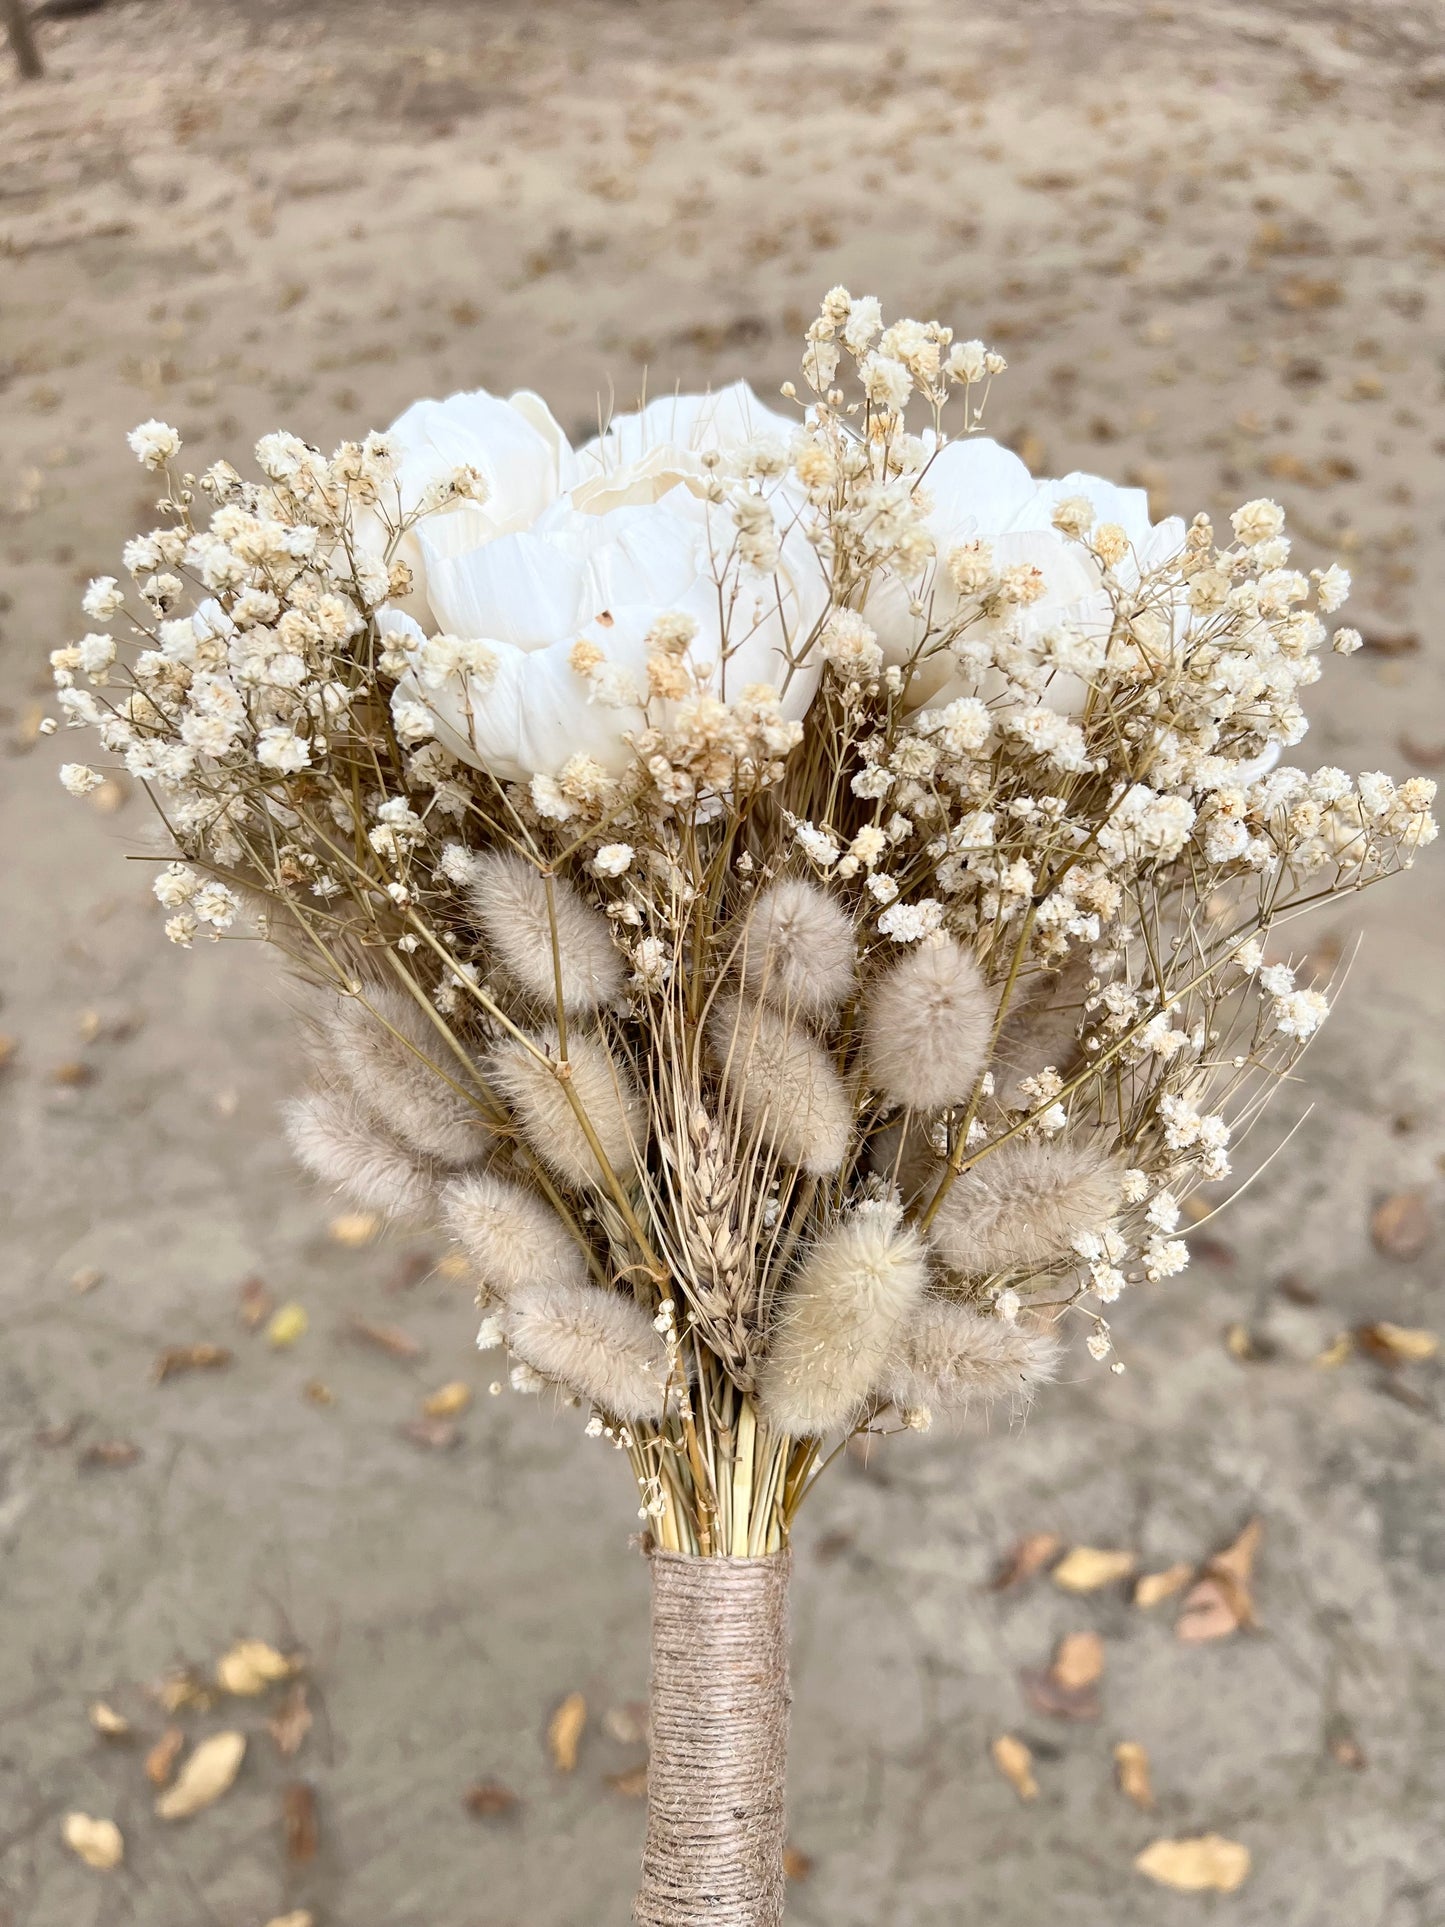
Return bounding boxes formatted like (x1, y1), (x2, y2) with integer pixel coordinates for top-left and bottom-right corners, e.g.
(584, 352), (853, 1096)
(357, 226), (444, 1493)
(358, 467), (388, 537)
(634, 1549), (792, 1927)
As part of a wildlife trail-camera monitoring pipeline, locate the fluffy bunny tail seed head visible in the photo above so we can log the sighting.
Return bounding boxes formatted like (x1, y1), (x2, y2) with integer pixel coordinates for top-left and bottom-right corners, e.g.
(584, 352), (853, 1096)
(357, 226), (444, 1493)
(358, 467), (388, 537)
(929, 1136), (1121, 1276)
(323, 985), (491, 1166)
(467, 852), (624, 1014)
(864, 935), (993, 1112)
(441, 1170), (585, 1302)
(488, 1030), (645, 1190)
(742, 877), (857, 1019)
(759, 1205), (930, 1436)
(709, 993), (851, 1177)
(284, 1087), (438, 1220)
(878, 1300), (1062, 1421)
(507, 1280), (672, 1421)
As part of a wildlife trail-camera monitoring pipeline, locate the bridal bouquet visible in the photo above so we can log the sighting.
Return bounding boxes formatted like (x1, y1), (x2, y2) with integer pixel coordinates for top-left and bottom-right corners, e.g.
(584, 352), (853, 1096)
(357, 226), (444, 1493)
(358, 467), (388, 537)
(55, 290), (1434, 1923)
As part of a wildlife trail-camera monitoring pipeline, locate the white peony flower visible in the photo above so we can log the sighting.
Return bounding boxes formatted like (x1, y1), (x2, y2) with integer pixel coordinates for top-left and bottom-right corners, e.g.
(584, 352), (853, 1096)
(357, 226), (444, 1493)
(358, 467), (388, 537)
(371, 383), (828, 781)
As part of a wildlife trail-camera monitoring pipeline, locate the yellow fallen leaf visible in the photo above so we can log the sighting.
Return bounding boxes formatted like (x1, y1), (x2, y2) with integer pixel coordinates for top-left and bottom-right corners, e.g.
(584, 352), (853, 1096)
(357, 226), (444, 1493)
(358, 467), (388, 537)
(990, 1733), (1038, 1802)
(547, 1691), (587, 1772)
(1114, 1740), (1155, 1809)
(1134, 1562), (1193, 1609)
(1135, 1833), (1250, 1893)
(216, 1638), (294, 1696)
(1051, 1630), (1105, 1692)
(266, 1303), (309, 1348)
(63, 1813), (123, 1869)
(1358, 1321), (1438, 1363)
(329, 1211), (380, 1247)
(155, 1730), (246, 1819)
(88, 1700), (130, 1737)
(263, 1914), (315, 1927)
(423, 1380), (472, 1418)
(435, 1249), (471, 1279)
(1052, 1546), (1136, 1593)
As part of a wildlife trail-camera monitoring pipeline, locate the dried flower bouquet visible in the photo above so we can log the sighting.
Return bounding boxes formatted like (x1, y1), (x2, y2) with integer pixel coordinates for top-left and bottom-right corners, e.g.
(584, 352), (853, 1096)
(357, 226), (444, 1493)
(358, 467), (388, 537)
(56, 291), (1434, 1924)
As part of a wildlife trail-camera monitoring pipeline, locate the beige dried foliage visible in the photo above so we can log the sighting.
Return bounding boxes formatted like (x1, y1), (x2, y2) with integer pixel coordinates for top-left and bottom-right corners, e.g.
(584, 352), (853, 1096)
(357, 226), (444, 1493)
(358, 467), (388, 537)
(548, 1691), (587, 1772)
(928, 1136), (1121, 1277)
(216, 1638), (294, 1696)
(442, 1169), (586, 1300)
(88, 1701), (130, 1738)
(1114, 1740), (1155, 1809)
(467, 851), (624, 1013)
(155, 1730), (246, 1820)
(323, 985), (491, 1165)
(146, 1726), (185, 1787)
(1356, 1320), (1438, 1363)
(864, 936), (992, 1111)
(1134, 1562), (1193, 1609)
(878, 1300), (1061, 1419)
(508, 1280), (672, 1420)
(489, 1029), (645, 1189)
(1135, 1834), (1250, 1894)
(262, 1914), (315, 1927)
(990, 1531), (1063, 1589)
(266, 1302), (309, 1348)
(1052, 1546), (1137, 1592)
(760, 1210), (929, 1436)
(709, 993), (851, 1177)
(741, 877), (856, 1019)
(423, 1380), (472, 1417)
(285, 1088), (439, 1221)
(1051, 1630), (1105, 1692)
(62, 1813), (123, 1870)
(328, 1209), (381, 1245)
(990, 1734), (1038, 1802)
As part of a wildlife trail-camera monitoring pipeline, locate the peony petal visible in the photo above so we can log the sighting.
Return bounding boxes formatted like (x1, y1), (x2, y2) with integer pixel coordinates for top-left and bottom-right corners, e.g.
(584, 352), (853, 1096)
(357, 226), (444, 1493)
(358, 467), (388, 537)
(420, 529), (586, 648)
(575, 380), (795, 478)
(923, 437), (1039, 534)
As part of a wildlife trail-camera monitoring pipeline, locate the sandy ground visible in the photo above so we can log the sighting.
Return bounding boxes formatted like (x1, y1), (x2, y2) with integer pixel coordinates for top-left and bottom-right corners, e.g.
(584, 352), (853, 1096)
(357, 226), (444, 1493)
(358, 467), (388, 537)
(3, 1), (1445, 1921)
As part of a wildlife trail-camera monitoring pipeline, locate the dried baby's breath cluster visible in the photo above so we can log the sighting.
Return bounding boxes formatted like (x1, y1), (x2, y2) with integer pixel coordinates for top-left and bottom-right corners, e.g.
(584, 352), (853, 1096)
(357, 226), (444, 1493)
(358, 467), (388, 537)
(55, 294), (1435, 1554)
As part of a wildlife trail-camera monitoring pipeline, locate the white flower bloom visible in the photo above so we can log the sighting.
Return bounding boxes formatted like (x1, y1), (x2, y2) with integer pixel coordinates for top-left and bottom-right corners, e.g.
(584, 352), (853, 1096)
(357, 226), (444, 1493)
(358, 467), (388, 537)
(370, 383), (827, 781)
(593, 842), (634, 878)
(192, 881), (240, 928)
(255, 726), (312, 773)
(127, 419), (181, 469)
(877, 898), (943, 941)
(152, 863), (200, 907)
(81, 577), (124, 620)
(58, 763), (103, 796)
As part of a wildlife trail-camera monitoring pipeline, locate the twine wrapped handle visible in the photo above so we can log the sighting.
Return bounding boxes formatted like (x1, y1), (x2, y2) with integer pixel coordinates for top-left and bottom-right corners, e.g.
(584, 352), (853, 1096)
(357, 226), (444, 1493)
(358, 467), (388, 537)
(635, 1549), (792, 1927)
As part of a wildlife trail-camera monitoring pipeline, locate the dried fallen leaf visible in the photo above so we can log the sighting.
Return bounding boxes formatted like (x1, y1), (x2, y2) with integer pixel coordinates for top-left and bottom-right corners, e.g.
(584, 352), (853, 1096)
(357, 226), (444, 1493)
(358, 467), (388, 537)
(216, 1638), (294, 1696)
(70, 1265), (104, 1295)
(1020, 1665), (1101, 1722)
(548, 1691), (587, 1772)
(62, 1813), (123, 1870)
(990, 1733), (1038, 1802)
(1313, 1332), (1353, 1369)
(1135, 1834), (1250, 1894)
(266, 1303), (309, 1349)
(606, 1764), (650, 1798)
(155, 1730), (246, 1819)
(146, 1725), (185, 1787)
(303, 1378), (334, 1406)
(153, 1343), (232, 1383)
(1355, 1321), (1438, 1365)
(402, 1416), (460, 1451)
(269, 1681), (313, 1758)
(464, 1780), (519, 1817)
(1175, 1577), (1241, 1643)
(1177, 1516), (1262, 1642)
(782, 1845), (814, 1881)
(1371, 1191), (1432, 1260)
(435, 1248), (471, 1280)
(1052, 1546), (1136, 1593)
(87, 1700), (129, 1738)
(989, 1530), (1063, 1589)
(603, 1700), (649, 1746)
(263, 1914), (314, 1927)
(1134, 1563), (1193, 1609)
(282, 1781), (318, 1862)
(79, 1438), (141, 1470)
(1114, 1740), (1155, 1809)
(329, 1211), (381, 1247)
(238, 1275), (275, 1329)
(0, 1033), (17, 1070)
(153, 1668), (211, 1713)
(1051, 1630), (1105, 1692)
(423, 1380), (472, 1418)
(1326, 1717), (1366, 1770)
(350, 1316), (425, 1360)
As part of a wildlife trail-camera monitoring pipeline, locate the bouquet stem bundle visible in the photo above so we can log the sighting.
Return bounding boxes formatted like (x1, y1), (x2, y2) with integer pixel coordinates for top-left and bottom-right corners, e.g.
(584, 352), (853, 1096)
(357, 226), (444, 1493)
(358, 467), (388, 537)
(52, 290), (1435, 1921)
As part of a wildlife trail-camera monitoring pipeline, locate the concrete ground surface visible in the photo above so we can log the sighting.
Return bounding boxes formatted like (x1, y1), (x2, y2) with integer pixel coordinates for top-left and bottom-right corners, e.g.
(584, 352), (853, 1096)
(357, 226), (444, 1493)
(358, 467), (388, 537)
(2, 0), (1444, 1921)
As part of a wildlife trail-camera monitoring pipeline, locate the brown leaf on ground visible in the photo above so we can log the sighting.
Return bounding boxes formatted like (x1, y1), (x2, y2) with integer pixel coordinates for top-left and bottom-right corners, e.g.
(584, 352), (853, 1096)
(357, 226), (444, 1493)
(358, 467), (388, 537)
(1370, 1191), (1432, 1260)
(1020, 1665), (1101, 1722)
(422, 1380), (472, 1418)
(349, 1316), (425, 1360)
(990, 1733), (1039, 1801)
(1052, 1546), (1136, 1593)
(237, 1275), (275, 1329)
(548, 1691), (587, 1772)
(62, 1813), (123, 1870)
(989, 1531), (1063, 1590)
(216, 1638), (295, 1696)
(1051, 1630), (1105, 1692)
(1361, 630), (1420, 657)
(88, 1701), (130, 1738)
(1355, 1321), (1438, 1365)
(1176, 1517), (1262, 1642)
(155, 1731), (246, 1819)
(145, 1726), (185, 1787)
(153, 1669), (211, 1714)
(606, 1764), (649, 1798)
(282, 1782), (318, 1862)
(153, 1343), (232, 1383)
(1114, 1740), (1155, 1809)
(269, 1682), (313, 1758)
(464, 1781), (519, 1817)
(1135, 1834), (1250, 1893)
(35, 1419), (78, 1447)
(79, 1439), (141, 1469)
(1399, 733), (1445, 769)
(1134, 1562), (1193, 1609)
(71, 1265), (104, 1295)
(782, 1846), (814, 1880)
(1326, 1717), (1367, 1770)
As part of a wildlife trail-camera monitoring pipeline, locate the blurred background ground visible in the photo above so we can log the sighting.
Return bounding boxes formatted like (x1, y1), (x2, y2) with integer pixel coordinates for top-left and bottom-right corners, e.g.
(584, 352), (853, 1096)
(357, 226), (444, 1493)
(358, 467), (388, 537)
(2, 0), (1444, 1921)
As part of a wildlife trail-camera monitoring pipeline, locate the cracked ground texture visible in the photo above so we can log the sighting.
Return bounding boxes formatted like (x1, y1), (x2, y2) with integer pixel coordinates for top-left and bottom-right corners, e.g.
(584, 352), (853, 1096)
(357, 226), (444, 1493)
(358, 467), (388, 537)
(1, 0), (1443, 1921)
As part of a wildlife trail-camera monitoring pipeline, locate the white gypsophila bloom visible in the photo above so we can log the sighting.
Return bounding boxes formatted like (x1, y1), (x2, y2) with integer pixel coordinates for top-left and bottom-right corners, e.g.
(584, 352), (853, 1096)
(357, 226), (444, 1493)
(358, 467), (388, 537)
(191, 881), (240, 929)
(127, 420), (181, 470)
(1332, 627), (1363, 656)
(1097, 785), (1196, 864)
(1231, 498), (1286, 548)
(390, 695), (437, 745)
(255, 726), (311, 773)
(152, 863), (200, 907)
(1086, 1327), (1112, 1361)
(58, 763), (103, 796)
(1143, 1237), (1190, 1281)
(369, 382), (828, 781)
(81, 577), (124, 621)
(877, 898), (943, 942)
(593, 843), (634, 878)
(1273, 988), (1329, 1038)
(164, 911), (199, 947)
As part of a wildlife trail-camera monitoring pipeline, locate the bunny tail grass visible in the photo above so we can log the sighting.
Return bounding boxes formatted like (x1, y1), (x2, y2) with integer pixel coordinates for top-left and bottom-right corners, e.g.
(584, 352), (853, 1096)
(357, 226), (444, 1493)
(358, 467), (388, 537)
(709, 993), (851, 1177)
(742, 877), (857, 1019)
(878, 1299), (1062, 1419)
(322, 985), (492, 1166)
(284, 1087), (439, 1220)
(507, 1279), (672, 1420)
(467, 850), (624, 1014)
(488, 1029), (645, 1190)
(928, 1136), (1121, 1275)
(441, 1169), (586, 1301)
(864, 935), (992, 1112)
